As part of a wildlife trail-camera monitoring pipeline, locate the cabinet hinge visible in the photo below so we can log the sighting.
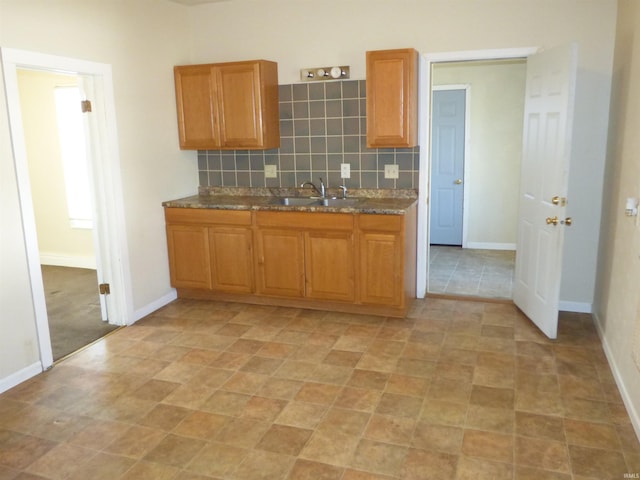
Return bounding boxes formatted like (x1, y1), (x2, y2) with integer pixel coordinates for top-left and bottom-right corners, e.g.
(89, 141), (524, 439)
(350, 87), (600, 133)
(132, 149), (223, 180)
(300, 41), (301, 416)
(81, 100), (92, 113)
(99, 283), (110, 295)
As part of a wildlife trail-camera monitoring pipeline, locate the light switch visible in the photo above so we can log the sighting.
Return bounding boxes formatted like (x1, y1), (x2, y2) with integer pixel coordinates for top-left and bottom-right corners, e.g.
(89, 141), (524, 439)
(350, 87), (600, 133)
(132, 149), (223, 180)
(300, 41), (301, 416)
(384, 164), (399, 179)
(340, 163), (351, 179)
(264, 164), (277, 178)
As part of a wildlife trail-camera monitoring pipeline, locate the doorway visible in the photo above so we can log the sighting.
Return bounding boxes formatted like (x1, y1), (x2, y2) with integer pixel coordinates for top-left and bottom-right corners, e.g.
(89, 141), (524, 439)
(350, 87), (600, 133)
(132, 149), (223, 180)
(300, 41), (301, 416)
(2, 47), (132, 370)
(425, 57), (527, 300)
(16, 68), (119, 361)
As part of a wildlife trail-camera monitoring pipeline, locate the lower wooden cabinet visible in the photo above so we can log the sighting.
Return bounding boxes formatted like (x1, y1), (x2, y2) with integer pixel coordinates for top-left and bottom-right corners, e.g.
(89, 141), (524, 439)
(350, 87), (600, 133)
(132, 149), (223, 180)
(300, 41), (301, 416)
(165, 208), (254, 294)
(165, 205), (416, 317)
(255, 228), (305, 297)
(166, 224), (212, 290)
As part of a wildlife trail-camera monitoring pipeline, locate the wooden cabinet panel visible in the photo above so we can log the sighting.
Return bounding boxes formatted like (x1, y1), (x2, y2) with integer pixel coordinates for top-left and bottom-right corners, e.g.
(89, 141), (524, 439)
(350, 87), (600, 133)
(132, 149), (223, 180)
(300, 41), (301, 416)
(166, 225), (212, 289)
(174, 60), (279, 150)
(255, 229), (305, 297)
(305, 232), (354, 302)
(174, 65), (218, 149)
(366, 48), (418, 148)
(209, 227), (253, 294)
(358, 231), (402, 306)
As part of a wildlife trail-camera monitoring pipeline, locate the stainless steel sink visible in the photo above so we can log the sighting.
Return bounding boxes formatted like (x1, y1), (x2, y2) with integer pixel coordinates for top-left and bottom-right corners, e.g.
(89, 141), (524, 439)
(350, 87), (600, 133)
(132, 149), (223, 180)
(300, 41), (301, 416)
(278, 197), (318, 206)
(276, 197), (359, 207)
(319, 198), (359, 207)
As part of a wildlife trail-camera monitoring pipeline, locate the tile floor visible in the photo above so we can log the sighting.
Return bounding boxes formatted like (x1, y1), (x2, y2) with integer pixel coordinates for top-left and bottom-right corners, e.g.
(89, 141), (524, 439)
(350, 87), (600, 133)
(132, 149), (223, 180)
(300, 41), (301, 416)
(429, 246), (516, 299)
(0, 298), (638, 479)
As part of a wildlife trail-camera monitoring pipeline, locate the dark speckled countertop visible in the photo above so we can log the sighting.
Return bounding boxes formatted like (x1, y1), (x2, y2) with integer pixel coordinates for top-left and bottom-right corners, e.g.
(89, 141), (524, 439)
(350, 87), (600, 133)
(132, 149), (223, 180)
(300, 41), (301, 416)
(162, 187), (418, 215)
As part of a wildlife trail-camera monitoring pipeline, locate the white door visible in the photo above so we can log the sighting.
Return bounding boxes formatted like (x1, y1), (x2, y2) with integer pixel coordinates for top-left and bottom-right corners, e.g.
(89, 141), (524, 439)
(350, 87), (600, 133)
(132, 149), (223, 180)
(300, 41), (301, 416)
(513, 44), (578, 339)
(430, 89), (466, 245)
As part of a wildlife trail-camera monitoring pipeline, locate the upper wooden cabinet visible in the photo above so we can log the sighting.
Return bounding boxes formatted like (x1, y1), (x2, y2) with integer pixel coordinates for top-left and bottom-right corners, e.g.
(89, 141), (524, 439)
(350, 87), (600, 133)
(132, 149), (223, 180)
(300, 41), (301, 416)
(366, 48), (418, 148)
(174, 60), (280, 150)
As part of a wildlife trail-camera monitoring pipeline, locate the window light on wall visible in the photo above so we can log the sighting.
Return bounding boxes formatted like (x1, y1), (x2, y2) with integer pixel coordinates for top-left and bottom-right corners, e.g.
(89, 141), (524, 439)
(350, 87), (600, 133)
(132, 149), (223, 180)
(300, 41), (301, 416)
(54, 86), (93, 229)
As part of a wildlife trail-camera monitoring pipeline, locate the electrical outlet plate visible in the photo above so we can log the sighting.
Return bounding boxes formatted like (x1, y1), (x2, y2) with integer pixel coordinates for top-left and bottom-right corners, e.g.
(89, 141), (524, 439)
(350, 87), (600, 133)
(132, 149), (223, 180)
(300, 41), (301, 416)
(264, 164), (277, 178)
(384, 164), (399, 179)
(340, 163), (350, 179)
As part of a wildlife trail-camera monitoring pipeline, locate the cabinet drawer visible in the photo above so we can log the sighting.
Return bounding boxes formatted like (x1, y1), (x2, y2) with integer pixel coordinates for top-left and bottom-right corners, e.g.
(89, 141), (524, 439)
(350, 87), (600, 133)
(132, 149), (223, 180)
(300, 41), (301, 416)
(255, 211), (353, 230)
(165, 207), (251, 226)
(358, 214), (403, 232)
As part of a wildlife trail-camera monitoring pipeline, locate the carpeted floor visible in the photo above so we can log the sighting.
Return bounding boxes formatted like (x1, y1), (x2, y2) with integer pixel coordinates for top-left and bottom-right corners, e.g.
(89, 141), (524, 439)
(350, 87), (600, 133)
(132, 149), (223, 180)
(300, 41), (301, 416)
(41, 265), (119, 361)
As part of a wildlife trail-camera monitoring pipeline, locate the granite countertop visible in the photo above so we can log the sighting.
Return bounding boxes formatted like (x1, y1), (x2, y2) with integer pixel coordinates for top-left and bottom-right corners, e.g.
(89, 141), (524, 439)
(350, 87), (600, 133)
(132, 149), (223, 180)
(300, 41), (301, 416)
(162, 187), (418, 215)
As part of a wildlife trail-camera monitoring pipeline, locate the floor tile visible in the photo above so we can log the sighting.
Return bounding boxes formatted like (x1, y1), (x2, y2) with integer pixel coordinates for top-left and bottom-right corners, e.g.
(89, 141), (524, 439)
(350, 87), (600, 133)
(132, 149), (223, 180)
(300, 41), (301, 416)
(0, 298), (637, 480)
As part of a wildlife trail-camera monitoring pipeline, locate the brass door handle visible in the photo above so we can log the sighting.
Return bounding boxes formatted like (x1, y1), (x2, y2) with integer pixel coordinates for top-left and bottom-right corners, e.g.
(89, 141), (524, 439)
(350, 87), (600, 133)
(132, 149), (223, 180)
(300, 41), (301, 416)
(546, 216), (559, 226)
(454, 179), (462, 185)
(562, 217), (572, 226)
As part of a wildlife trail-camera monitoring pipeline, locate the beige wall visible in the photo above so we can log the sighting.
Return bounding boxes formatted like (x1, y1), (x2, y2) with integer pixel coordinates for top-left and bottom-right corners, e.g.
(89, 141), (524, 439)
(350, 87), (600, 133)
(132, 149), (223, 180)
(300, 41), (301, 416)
(432, 59), (526, 248)
(187, 0), (617, 308)
(595, 0), (640, 438)
(17, 70), (96, 267)
(0, 0), (194, 388)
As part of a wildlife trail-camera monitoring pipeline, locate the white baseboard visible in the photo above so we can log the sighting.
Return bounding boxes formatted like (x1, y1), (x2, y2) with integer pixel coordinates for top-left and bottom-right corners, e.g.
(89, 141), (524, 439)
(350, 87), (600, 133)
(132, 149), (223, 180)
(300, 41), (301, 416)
(0, 362), (43, 394)
(464, 242), (516, 251)
(131, 289), (177, 325)
(592, 312), (640, 442)
(559, 301), (592, 313)
(40, 253), (96, 270)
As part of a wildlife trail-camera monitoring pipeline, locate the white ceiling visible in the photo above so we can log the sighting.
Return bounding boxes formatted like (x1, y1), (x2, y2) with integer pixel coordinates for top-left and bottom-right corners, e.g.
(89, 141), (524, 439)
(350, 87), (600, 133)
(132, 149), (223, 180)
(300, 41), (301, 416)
(168, 0), (229, 5)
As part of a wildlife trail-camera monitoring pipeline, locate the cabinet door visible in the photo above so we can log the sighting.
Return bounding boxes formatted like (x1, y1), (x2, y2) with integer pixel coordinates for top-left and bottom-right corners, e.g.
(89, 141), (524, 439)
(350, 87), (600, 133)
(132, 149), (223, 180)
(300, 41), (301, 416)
(166, 225), (212, 289)
(209, 227), (254, 294)
(174, 65), (219, 149)
(255, 229), (305, 297)
(359, 231), (402, 306)
(215, 62), (265, 148)
(305, 232), (355, 302)
(366, 48), (418, 148)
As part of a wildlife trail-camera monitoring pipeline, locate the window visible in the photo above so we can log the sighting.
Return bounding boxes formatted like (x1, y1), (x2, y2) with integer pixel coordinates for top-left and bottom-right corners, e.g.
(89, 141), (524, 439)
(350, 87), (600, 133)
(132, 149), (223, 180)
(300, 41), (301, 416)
(54, 86), (93, 229)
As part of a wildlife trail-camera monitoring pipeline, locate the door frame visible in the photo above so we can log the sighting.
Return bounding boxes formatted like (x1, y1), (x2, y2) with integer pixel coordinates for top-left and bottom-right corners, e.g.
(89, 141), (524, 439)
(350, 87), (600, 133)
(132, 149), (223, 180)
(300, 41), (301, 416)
(1, 48), (133, 369)
(430, 85), (471, 248)
(416, 47), (539, 298)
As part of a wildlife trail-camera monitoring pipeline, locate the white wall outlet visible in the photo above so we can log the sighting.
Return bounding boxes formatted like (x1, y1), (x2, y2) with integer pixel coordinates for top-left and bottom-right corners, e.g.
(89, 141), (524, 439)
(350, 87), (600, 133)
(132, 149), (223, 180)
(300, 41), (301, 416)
(340, 163), (351, 179)
(264, 164), (277, 178)
(384, 164), (399, 179)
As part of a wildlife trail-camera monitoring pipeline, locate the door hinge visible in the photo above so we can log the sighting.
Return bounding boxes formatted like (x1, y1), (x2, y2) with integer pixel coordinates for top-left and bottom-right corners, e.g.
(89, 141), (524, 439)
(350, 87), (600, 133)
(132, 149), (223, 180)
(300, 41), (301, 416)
(81, 100), (92, 113)
(99, 283), (110, 295)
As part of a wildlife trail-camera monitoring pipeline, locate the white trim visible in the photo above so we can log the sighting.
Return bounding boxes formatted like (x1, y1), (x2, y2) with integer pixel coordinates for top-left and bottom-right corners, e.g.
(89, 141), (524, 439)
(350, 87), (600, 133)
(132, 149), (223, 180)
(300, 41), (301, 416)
(0, 362), (43, 394)
(465, 242), (516, 251)
(1, 48), (133, 371)
(558, 301), (592, 313)
(40, 254), (97, 270)
(593, 312), (640, 442)
(417, 46), (539, 299)
(132, 290), (178, 325)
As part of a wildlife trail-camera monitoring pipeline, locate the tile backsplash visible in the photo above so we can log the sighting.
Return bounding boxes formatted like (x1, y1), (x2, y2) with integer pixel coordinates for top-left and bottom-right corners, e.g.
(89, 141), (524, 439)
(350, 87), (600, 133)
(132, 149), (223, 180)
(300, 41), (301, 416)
(198, 80), (419, 190)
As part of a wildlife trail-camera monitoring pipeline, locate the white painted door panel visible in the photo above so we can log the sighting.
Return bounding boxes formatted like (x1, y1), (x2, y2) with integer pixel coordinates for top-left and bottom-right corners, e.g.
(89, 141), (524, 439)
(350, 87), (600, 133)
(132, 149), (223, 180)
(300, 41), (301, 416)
(513, 44), (578, 339)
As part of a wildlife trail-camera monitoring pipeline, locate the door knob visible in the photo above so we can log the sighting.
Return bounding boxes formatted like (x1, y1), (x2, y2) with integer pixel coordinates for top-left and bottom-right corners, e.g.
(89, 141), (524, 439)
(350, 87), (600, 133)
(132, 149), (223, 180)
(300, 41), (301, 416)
(561, 217), (572, 226)
(546, 216), (559, 226)
(551, 195), (566, 206)
(454, 179), (462, 185)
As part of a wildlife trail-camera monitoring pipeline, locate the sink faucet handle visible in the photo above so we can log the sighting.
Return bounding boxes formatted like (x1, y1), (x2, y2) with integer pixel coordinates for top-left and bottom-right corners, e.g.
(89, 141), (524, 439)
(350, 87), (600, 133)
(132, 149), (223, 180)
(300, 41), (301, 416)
(318, 177), (325, 197)
(338, 185), (347, 198)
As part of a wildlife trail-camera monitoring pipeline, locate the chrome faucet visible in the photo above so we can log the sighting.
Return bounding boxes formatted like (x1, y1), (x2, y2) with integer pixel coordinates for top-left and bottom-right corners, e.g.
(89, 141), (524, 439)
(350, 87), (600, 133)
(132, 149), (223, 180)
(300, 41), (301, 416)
(300, 177), (325, 197)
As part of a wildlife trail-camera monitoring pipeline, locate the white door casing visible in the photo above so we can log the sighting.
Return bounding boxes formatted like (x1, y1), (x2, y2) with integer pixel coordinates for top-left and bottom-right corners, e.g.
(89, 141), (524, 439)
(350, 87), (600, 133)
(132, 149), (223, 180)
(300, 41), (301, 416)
(1, 48), (132, 370)
(513, 44), (578, 339)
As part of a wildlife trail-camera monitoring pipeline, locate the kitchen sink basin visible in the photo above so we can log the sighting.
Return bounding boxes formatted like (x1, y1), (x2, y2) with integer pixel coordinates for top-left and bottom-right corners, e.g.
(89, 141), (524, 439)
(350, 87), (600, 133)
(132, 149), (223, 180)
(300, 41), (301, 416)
(276, 197), (359, 207)
(319, 198), (359, 207)
(278, 197), (319, 206)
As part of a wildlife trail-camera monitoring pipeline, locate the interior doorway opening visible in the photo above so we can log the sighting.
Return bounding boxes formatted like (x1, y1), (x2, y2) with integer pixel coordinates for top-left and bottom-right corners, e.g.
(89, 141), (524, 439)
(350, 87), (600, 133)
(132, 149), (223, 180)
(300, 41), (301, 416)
(416, 50), (535, 301)
(16, 68), (119, 360)
(2, 47), (132, 372)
